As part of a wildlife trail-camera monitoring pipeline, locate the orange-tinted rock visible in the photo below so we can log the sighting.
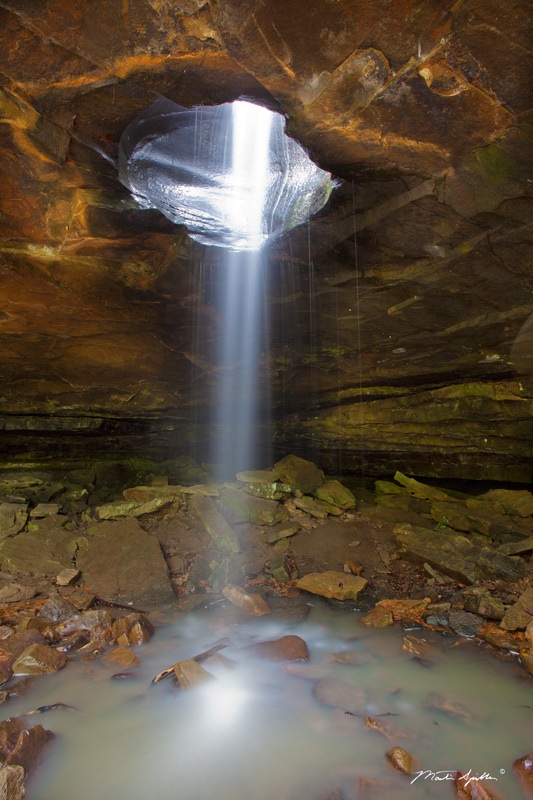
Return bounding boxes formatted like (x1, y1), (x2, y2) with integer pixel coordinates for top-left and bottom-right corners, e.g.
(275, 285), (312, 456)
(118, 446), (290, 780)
(222, 584), (271, 616)
(103, 646), (140, 670)
(12, 643), (67, 675)
(0, 718), (53, 774)
(297, 571), (367, 601)
(385, 746), (419, 775)
(360, 606), (394, 628)
(173, 659), (214, 689)
(513, 754), (533, 800)
(111, 613), (154, 646)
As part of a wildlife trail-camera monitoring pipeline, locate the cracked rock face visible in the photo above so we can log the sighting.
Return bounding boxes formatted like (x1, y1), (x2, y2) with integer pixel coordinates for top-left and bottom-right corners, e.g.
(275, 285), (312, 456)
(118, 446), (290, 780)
(0, 0), (531, 481)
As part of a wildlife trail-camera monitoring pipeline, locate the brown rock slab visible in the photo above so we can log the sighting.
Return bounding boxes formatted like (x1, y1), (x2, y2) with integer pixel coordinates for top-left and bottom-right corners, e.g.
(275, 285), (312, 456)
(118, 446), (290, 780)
(478, 489), (533, 518)
(77, 519), (174, 605)
(463, 589), (505, 620)
(312, 677), (366, 714)
(188, 495), (240, 553)
(219, 487), (288, 527)
(431, 500), (530, 541)
(0, 525), (83, 577)
(0, 584), (36, 604)
(297, 571), (367, 601)
(262, 521), (300, 544)
(12, 643), (66, 675)
(29, 503), (60, 518)
(240, 635), (309, 663)
(513, 754), (533, 799)
(173, 658), (214, 689)
(500, 588), (533, 631)
(393, 472), (455, 502)
(385, 746), (419, 775)
(103, 646), (140, 670)
(0, 631), (47, 661)
(0, 764), (25, 800)
(526, 620), (533, 647)
(222, 584), (271, 616)
(55, 568), (81, 586)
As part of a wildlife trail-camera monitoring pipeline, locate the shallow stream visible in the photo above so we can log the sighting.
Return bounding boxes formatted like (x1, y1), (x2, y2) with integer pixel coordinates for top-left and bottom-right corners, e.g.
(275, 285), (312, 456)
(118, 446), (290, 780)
(3, 601), (531, 799)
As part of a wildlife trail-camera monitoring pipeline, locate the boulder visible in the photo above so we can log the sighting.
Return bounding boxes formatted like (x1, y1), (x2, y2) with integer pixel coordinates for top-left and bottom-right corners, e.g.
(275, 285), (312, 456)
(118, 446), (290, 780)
(188, 495), (240, 553)
(39, 596), (78, 623)
(0, 504), (27, 540)
(314, 479), (356, 510)
(0, 524), (83, 576)
(12, 643), (66, 675)
(394, 523), (528, 584)
(0, 718), (53, 774)
(219, 487), (288, 527)
(237, 470), (290, 500)
(273, 455), (324, 494)
(297, 570), (367, 601)
(76, 519), (174, 605)
(431, 501), (530, 540)
(0, 584), (36, 604)
(447, 610), (484, 637)
(462, 589), (505, 620)
(500, 587), (533, 631)
(477, 489), (533, 517)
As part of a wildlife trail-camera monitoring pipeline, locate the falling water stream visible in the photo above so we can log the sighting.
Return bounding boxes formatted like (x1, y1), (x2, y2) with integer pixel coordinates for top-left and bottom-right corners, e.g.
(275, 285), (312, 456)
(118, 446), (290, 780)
(3, 101), (530, 799)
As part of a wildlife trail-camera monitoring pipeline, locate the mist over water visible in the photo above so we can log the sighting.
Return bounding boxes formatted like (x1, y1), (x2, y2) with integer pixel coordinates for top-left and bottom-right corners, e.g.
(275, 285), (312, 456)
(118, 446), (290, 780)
(12, 605), (533, 800)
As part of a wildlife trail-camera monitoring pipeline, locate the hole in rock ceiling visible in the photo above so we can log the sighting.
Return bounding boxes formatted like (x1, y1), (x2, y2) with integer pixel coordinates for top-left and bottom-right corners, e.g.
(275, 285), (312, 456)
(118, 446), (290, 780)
(118, 96), (336, 251)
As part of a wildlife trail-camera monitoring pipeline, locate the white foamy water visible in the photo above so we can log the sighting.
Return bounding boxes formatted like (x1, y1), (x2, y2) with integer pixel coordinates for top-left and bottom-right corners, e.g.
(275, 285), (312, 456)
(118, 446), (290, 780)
(3, 603), (531, 800)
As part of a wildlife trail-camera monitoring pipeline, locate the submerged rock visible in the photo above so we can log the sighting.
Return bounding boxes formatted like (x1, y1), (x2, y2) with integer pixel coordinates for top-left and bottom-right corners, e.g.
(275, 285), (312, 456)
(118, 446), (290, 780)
(312, 677), (366, 714)
(239, 635), (309, 662)
(385, 746), (419, 775)
(173, 659), (214, 689)
(297, 571), (367, 601)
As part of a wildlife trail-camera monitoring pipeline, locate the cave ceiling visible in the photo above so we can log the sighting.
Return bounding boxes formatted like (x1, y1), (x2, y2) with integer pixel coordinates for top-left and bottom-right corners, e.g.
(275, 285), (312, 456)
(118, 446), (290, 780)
(0, 0), (532, 480)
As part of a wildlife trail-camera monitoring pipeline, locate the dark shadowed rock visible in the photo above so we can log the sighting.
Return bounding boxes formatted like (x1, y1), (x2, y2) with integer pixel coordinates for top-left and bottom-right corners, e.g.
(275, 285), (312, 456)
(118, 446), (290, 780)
(448, 611), (485, 637)
(76, 519), (174, 605)
(273, 455), (324, 494)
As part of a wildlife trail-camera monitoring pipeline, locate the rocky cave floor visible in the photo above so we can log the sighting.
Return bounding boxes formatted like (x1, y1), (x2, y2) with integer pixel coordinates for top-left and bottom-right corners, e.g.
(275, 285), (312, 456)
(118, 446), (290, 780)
(0, 455), (531, 796)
